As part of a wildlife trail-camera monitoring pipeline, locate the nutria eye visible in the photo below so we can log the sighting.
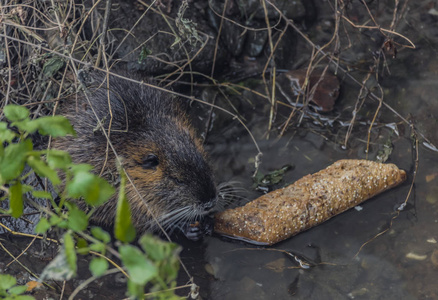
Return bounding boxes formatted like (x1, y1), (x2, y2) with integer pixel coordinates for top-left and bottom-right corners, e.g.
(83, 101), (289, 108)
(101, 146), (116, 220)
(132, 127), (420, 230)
(142, 154), (159, 169)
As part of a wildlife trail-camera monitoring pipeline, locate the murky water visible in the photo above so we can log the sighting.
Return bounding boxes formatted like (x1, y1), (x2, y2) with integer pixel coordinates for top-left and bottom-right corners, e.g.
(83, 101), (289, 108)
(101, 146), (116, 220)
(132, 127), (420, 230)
(186, 2), (438, 299)
(200, 130), (419, 299)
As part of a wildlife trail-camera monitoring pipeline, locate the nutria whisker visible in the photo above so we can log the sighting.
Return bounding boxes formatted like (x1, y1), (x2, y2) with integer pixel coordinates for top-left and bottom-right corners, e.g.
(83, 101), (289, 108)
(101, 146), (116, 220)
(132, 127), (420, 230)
(215, 182), (247, 209)
(151, 203), (208, 234)
(157, 206), (193, 229)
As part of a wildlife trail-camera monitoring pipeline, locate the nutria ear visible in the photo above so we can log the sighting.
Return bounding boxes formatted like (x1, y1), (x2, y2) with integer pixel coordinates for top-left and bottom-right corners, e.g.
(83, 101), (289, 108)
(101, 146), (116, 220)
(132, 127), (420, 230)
(142, 154), (159, 169)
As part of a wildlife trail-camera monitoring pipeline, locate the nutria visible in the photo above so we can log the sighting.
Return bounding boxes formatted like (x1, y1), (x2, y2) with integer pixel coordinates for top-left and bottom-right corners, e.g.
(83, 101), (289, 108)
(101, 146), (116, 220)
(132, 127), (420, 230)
(53, 71), (217, 238)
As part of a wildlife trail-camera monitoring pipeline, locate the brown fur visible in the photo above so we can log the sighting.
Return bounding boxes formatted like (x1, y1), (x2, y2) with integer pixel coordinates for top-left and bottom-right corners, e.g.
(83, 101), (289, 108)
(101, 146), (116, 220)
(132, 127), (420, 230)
(53, 73), (217, 233)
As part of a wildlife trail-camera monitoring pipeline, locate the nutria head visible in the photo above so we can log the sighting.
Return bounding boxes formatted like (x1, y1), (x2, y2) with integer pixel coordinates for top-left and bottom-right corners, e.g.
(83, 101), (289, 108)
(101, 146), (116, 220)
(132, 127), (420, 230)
(54, 72), (217, 234)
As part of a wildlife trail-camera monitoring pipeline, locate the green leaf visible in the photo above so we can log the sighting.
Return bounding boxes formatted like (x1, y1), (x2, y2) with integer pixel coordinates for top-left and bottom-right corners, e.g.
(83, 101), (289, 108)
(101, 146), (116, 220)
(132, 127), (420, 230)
(63, 232), (77, 274)
(89, 257), (109, 277)
(76, 238), (89, 255)
(27, 156), (61, 185)
(91, 227), (111, 243)
(49, 214), (68, 229)
(49, 215), (62, 225)
(0, 139), (32, 183)
(12, 296), (35, 300)
(138, 47), (152, 63)
(34, 116), (75, 137)
(253, 164), (294, 189)
(7, 285), (27, 295)
(138, 235), (180, 283)
(9, 181), (23, 218)
(69, 170), (98, 200)
(93, 177), (115, 205)
(0, 122), (17, 143)
(127, 279), (144, 300)
(35, 218), (51, 234)
(115, 171), (136, 242)
(65, 202), (88, 232)
(0, 274), (16, 290)
(11, 119), (39, 134)
(69, 164), (93, 173)
(42, 56), (64, 79)
(31, 190), (53, 200)
(139, 234), (180, 262)
(21, 184), (33, 193)
(89, 242), (105, 253)
(119, 245), (157, 285)
(3, 105), (29, 121)
(46, 149), (72, 170)
(376, 136), (393, 163)
(66, 170), (114, 206)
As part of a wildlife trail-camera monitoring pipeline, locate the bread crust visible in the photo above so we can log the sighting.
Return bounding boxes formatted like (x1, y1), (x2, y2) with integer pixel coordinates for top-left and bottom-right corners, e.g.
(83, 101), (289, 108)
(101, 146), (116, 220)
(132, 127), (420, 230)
(214, 159), (407, 245)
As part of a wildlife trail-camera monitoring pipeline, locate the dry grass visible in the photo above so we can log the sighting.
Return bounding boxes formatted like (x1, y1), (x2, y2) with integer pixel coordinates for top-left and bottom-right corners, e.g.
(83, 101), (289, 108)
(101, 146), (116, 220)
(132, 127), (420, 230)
(0, 0), (424, 297)
(0, 0), (423, 144)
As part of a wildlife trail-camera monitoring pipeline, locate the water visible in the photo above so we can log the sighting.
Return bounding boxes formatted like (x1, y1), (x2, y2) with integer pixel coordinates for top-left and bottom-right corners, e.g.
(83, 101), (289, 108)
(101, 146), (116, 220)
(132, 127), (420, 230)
(189, 2), (438, 299)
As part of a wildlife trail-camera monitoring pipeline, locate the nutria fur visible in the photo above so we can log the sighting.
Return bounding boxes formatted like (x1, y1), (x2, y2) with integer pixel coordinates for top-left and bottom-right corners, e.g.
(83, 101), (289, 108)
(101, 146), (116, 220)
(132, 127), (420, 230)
(53, 72), (217, 234)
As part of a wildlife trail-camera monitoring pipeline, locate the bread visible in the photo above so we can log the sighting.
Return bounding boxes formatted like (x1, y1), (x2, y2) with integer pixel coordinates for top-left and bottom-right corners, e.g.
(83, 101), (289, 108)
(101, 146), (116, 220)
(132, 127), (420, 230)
(214, 159), (407, 245)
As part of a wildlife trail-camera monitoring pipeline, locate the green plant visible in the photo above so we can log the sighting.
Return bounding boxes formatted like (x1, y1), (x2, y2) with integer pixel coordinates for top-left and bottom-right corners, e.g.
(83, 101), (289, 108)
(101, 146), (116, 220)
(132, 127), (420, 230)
(0, 104), (182, 299)
(0, 274), (34, 300)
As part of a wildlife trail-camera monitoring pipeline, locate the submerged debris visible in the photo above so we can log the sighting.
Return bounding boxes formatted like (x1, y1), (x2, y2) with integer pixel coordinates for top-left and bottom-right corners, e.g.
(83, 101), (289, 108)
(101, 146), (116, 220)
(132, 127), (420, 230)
(405, 252), (427, 261)
(253, 164), (294, 192)
(276, 69), (340, 112)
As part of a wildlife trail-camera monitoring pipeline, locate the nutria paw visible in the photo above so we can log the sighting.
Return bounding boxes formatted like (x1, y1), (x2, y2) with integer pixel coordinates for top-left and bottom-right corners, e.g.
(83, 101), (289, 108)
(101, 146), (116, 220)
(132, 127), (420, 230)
(178, 217), (214, 241)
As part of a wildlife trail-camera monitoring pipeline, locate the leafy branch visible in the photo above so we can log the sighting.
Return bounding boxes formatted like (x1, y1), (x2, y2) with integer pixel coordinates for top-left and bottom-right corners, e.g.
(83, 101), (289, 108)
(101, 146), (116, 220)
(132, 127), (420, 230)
(0, 104), (182, 299)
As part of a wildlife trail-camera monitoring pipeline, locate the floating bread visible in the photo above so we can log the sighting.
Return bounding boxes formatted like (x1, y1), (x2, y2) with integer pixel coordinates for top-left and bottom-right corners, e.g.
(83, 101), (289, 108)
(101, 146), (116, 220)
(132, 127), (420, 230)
(214, 159), (407, 245)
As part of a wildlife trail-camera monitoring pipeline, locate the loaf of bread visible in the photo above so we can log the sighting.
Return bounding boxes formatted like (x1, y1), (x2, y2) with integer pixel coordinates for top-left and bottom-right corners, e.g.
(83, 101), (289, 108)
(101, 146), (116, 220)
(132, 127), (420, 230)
(214, 159), (407, 245)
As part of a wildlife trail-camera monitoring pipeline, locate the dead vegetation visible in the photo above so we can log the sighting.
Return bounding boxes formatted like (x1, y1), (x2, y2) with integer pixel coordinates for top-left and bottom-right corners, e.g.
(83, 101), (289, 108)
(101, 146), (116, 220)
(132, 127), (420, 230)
(0, 0), (427, 147)
(0, 0), (429, 298)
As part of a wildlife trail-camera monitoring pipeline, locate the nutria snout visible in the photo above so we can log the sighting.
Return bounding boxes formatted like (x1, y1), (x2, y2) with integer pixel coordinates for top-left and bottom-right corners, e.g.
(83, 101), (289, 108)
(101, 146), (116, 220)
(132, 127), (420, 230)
(53, 72), (217, 237)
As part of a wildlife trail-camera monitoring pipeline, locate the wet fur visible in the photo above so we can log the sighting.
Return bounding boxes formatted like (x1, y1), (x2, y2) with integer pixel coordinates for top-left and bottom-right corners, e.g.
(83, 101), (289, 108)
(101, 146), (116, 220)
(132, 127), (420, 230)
(53, 73), (217, 232)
